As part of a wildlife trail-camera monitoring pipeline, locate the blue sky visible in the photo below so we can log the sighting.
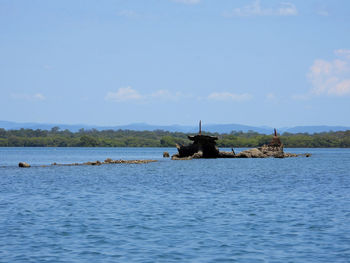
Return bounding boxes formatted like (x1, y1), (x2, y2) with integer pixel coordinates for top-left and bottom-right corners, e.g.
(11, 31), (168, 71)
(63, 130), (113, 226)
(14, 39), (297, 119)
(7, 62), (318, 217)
(1, 0), (349, 127)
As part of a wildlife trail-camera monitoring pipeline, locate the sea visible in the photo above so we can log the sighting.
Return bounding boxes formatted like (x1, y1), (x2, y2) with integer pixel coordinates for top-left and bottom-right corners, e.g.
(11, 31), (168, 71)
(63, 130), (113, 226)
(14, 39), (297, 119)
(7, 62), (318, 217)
(0, 147), (349, 263)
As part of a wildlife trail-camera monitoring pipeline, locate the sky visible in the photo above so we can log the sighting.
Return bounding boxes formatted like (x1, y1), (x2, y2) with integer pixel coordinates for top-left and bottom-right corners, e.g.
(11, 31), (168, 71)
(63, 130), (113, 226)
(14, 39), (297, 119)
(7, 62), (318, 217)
(0, 0), (350, 127)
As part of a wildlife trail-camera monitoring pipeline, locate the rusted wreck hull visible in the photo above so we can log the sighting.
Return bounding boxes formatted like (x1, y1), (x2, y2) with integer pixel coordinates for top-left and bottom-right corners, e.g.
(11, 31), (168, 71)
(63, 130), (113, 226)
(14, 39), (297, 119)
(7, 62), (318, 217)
(172, 134), (223, 159)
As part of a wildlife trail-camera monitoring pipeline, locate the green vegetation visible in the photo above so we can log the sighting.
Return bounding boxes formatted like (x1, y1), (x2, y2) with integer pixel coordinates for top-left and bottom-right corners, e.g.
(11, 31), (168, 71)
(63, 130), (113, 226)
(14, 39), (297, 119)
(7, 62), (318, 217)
(0, 127), (350, 148)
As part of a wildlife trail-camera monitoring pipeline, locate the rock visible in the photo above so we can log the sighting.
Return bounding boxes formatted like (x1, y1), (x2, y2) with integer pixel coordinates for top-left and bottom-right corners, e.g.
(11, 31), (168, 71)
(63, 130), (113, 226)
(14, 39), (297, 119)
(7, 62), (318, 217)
(171, 154), (193, 160)
(259, 145), (283, 156)
(192, 151), (204, 159)
(236, 148), (266, 158)
(21, 159), (156, 168)
(163, 152), (170, 158)
(84, 161), (101, 165)
(305, 153), (311, 157)
(273, 152), (285, 158)
(284, 153), (298, 158)
(19, 162), (30, 168)
(235, 147), (301, 158)
(104, 158), (113, 163)
(218, 151), (236, 158)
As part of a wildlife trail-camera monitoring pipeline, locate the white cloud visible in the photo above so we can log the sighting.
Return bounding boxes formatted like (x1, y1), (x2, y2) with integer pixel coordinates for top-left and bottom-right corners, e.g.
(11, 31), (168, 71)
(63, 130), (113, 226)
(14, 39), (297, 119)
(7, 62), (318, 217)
(172, 0), (200, 4)
(224, 0), (298, 17)
(207, 92), (252, 101)
(105, 87), (142, 102)
(11, 93), (46, 101)
(308, 49), (350, 96)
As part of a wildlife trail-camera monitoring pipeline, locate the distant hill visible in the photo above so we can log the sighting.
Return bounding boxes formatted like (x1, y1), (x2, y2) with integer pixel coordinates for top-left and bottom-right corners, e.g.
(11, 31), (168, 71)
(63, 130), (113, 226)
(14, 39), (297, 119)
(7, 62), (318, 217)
(0, 120), (270, 133)
(203, 124), (272, 134)
(0, 120), (349, 134)
(280, 126), (350, 134)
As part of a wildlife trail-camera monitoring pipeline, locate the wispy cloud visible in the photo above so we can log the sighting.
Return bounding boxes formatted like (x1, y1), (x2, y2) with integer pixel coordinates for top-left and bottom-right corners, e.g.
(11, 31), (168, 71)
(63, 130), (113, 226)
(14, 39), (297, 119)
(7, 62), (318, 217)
(315, 3), (330, 17)
(207, 92), (252, 101)
(308, 49), (350, 96)
(292, 94), (310, 101)
(106, 87), (252, 103)
(11, 93), (46, 101)
(223, 0), (298, 17)
(34, 93), (45, 100)
(172, 0), (200, 5)
(335, 49), (350, 59)
(317, 10), (329, 17)
(105, 87), (191, 102)
(117, 10), (139, 18)
(43, 65), (53, 70)
(105, 87), (142, 102)
(266, 92), (277, 101)
(150, 89), (190, 101)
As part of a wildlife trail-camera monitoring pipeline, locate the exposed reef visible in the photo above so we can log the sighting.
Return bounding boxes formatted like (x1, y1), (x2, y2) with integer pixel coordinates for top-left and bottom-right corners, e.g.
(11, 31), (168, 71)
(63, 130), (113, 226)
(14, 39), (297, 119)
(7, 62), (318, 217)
(235, 145), (310, 158)
(172, 142), (310, 160)
(18, 159), (157, 168)
(50, 159), (157, 166)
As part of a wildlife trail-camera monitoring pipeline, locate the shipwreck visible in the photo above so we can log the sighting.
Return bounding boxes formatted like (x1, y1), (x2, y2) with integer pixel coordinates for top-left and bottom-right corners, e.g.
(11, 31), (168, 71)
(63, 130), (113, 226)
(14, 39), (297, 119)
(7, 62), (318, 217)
(171, 122), (310, 160)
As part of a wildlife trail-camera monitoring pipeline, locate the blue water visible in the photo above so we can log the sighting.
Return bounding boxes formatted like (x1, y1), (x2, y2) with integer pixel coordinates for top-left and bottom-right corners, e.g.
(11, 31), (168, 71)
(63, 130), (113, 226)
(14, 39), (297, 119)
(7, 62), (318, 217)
(0, 148), (350, 263)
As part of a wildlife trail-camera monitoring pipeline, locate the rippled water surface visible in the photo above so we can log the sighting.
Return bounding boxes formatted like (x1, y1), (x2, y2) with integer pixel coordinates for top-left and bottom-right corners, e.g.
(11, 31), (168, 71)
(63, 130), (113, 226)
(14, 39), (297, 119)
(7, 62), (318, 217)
(1, 147), (350, 262)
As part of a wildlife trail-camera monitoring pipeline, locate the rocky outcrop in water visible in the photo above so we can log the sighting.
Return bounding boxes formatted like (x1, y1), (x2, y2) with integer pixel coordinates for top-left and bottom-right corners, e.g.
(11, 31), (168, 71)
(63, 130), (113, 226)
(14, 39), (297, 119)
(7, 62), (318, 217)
(235, 145), (301, 158)
(171, 127), (310, 160)
(102, 159), (157, 164)
(173, 144), (310, 160)
(18, 162), (31, 168)
(20, 159), (157, 168)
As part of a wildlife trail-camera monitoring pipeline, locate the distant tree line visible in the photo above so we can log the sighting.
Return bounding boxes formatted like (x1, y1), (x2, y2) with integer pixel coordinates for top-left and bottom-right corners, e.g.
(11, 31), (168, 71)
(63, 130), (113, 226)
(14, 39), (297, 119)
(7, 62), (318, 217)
(0, 127), (350, 148)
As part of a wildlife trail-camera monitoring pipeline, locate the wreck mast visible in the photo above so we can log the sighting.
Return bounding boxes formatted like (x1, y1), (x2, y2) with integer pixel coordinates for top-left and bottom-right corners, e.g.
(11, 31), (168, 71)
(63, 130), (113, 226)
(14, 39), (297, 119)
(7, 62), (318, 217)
(268, 128), (283, 148)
